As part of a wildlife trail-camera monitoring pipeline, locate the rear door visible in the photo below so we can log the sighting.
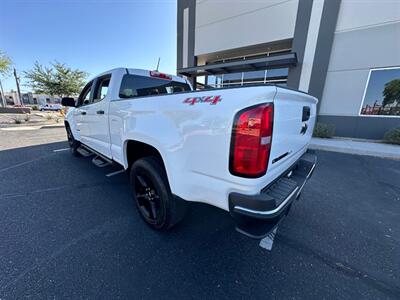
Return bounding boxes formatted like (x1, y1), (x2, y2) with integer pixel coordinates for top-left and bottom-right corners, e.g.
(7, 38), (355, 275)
(269, 88), (317, 172)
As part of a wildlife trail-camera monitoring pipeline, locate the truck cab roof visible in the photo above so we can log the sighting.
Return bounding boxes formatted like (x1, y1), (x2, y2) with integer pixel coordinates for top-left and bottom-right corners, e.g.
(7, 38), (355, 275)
(90, 68), (187, 85)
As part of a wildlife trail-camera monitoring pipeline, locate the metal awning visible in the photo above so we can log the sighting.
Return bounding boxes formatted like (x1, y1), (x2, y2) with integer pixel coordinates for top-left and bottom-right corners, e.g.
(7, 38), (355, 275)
(177, 52), (297, 77)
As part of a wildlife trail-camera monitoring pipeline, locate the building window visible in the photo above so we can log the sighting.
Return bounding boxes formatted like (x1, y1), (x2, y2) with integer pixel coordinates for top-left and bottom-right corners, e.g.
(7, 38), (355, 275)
(206, 68), (288, 88)
(202, 50), (291, 88)
(207, 75), (223, 88)
(360, 67), (400, 117)
(222, 72), (242, 87)
(243, 70), (265, 84)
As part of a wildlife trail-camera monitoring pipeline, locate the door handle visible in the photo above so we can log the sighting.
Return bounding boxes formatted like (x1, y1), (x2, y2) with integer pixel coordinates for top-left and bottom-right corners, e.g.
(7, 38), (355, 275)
(302, 106), (311, 122)
(96, 110), (105, 115)
(81, 111), (87, 115)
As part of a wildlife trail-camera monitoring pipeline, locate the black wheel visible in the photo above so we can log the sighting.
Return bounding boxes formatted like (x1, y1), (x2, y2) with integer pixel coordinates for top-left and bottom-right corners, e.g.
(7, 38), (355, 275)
(66, 125), (81, 157)
(130, 157), (187, 230)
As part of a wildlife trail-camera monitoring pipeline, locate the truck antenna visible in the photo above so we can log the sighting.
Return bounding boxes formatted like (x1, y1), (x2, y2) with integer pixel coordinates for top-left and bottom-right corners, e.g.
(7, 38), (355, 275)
(155, 57), (161, 71)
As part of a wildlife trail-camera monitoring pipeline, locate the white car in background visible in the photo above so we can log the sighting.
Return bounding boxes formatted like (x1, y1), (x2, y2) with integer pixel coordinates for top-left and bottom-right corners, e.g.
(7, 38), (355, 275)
(39, 104), (63, 111)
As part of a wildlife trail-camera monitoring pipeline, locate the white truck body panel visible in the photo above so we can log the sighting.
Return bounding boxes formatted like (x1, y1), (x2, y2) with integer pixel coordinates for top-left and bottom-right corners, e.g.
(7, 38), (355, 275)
(66, 68), (317, 211)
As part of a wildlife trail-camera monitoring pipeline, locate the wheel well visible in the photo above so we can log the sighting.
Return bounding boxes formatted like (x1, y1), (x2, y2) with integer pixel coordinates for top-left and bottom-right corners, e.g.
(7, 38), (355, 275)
(126, 140), (165, 171)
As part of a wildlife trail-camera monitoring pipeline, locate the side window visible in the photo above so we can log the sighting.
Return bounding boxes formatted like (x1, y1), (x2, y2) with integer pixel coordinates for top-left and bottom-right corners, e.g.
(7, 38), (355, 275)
(119, 75), (191, 99)
(93, 75), (111, 103)
(78, 81), (93, 106)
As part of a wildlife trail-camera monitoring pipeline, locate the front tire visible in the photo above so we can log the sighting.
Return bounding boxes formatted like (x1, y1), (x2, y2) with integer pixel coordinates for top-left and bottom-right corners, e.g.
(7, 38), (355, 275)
(130, 157), (187, 230)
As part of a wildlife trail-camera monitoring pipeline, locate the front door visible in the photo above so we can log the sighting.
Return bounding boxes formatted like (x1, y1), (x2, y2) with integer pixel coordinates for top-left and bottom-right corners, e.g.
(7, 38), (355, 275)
(84, 74), (112, 158)
(74, 81), (94, 147)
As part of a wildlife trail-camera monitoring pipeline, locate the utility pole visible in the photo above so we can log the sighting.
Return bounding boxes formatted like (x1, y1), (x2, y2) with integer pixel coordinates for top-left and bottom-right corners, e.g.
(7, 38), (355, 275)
(0, 79), (5, 107)
(13, 68), (23, 106)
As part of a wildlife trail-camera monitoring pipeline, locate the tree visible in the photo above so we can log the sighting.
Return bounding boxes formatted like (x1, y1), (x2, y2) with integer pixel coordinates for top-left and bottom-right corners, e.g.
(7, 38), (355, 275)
(24, 61), (88, 97)
(383, 79), (400, 107)
(0, 51), (12, 77)
(0, 50), (13, 107)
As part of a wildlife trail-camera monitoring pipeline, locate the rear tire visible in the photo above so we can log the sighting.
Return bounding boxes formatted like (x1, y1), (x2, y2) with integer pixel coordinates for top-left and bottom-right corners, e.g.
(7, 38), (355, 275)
(66, 125), (81, 157)
(130, 157), (187, 230)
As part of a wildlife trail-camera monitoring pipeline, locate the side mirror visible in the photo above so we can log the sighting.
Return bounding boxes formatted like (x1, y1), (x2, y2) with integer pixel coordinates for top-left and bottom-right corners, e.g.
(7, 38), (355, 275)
(61, 97), (76, 107)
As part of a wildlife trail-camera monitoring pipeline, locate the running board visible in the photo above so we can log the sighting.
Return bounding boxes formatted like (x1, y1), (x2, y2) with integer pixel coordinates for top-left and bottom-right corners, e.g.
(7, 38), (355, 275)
(78, 144), (114, 168)
(76, 147), (93, 157)
(92, 156), (110, 168)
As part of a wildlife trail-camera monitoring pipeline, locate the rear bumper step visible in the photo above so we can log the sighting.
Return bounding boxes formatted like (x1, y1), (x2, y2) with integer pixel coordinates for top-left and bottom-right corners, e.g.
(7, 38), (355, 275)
(229, 151), (317, 239)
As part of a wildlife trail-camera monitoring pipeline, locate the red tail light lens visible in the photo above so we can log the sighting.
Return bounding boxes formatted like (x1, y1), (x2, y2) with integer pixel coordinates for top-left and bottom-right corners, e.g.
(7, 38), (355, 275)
(149, 71), (172, 80)
(230, 103), (273, 177)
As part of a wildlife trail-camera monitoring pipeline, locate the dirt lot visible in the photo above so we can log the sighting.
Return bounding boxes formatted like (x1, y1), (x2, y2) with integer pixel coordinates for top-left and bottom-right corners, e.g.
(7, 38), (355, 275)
(0, 111), (64, 128)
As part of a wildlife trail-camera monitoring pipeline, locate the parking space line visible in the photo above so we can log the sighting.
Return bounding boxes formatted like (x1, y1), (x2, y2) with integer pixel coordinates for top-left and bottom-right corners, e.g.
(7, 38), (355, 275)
(0, 181), (124, 200)
(0, 154), (57, 173)
(53, 148), (70, 152)
(106, 169), (126, 177)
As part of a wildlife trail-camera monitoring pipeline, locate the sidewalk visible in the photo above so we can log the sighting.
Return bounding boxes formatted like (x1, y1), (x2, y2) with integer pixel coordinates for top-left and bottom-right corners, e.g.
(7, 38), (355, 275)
(310, 137), (400, 160)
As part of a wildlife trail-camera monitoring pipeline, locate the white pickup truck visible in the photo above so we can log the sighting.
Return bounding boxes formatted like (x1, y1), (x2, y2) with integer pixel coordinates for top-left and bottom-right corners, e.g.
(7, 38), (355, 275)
(62, 68), (317, 238)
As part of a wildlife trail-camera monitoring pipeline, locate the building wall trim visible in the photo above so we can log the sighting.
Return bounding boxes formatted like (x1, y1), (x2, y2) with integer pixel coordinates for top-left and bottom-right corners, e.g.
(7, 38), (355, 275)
(318, 115), (400, 139)
(177, 0), (196, 70)
(308, 0), (341, 110)
(286, 0), (314, 89)
(177, 52), (297, 77)
(298, 0), (324, 92)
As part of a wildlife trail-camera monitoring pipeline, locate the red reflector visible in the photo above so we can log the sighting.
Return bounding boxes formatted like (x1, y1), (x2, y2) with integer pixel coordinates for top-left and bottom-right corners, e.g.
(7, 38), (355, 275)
(149, 71), (172, 80)
(230, 104), (273, 177)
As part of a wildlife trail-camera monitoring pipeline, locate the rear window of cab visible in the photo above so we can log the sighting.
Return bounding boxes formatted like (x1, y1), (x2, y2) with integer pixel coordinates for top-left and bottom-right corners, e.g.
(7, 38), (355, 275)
(119, 74), (191, 99)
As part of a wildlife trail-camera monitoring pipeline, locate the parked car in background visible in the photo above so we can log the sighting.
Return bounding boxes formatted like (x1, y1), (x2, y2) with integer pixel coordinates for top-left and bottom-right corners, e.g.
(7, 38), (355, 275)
(39, 104), (63, 111)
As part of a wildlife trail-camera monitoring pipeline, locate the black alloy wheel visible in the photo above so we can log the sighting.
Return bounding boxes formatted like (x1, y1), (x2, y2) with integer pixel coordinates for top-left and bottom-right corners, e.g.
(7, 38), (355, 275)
(130, 157), (188, 230)
(134, 172), (163, 224)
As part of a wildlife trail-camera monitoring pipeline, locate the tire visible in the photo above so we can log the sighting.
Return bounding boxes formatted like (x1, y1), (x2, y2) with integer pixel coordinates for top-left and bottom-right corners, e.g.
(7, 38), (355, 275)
(66, 125), (81, 157)
(130, 157), (187, 230)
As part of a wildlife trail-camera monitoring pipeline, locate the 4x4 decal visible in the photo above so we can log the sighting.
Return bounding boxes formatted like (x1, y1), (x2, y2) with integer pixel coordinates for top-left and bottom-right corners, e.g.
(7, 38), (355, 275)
(183, 95), (222, 105)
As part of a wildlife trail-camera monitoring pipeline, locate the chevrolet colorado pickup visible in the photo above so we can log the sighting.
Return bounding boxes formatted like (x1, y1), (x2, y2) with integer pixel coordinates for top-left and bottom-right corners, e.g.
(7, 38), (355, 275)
(62, 68), (317, 238)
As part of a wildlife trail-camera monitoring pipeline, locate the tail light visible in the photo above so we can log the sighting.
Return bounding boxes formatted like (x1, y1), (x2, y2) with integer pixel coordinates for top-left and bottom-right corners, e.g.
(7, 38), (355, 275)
(230, 103), (273, 177)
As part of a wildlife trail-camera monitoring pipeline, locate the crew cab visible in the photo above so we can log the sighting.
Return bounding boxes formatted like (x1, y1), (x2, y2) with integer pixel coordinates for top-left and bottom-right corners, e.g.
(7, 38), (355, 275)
(62, 68), (317, 238)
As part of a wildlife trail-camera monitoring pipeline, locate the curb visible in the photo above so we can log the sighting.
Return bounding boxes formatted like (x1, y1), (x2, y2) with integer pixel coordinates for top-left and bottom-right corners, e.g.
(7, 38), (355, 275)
(309, 144), (400, 160)
(0, 124), (65, 131)
(0, 126), (41, 131)
(40, 124), (65, 129)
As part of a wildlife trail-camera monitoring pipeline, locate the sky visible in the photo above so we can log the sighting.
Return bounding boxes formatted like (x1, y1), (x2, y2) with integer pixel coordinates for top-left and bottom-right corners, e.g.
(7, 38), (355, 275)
(0, 0), (178, 93)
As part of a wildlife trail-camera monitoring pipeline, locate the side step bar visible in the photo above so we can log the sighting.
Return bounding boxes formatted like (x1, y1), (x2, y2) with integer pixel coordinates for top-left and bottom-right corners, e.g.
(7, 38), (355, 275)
(92, 156), (110, 168)
(78, 144), (113, 168)
(76, 147), (93, 157)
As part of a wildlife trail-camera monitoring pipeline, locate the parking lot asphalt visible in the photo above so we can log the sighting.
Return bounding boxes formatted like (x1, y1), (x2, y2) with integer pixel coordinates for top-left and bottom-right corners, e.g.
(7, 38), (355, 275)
(0, 130), (399, 299)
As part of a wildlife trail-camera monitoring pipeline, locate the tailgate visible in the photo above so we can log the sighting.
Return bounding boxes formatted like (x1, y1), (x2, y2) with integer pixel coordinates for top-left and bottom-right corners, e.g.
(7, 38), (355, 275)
(268, 88), (317, 172)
